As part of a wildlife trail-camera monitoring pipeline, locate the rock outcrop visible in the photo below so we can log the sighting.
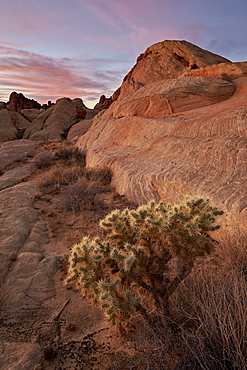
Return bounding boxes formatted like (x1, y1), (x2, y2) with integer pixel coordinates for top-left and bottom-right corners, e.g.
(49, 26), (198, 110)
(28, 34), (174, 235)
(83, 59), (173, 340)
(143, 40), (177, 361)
(21, 108), (43, 122)
(23, 97), (97, 141)
(77, 40), (247, 217)
(115, 40), (231, 100)
(23, 98), (77, 141)
(0, 109), (18, 142)
(8, 91), (41, 113)
(113, 76), (234, 118)
(94, 95), (112, 111)
(72, 98), (87, 119)
(0, 109), (31, 142)
(67, 118), (93, 144)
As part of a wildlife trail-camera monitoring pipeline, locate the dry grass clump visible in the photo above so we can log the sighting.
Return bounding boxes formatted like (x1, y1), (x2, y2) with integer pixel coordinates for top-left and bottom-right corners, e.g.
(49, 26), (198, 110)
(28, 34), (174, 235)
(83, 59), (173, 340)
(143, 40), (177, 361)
(58, 179), (100, 212)
(54, 147), (86, 166)
(85, 167), (112, 188)
(170, 222), (247, 369)
(31, 150), (55, 169)
(37, 164), (85, 193)
(213, 216), (247, 274)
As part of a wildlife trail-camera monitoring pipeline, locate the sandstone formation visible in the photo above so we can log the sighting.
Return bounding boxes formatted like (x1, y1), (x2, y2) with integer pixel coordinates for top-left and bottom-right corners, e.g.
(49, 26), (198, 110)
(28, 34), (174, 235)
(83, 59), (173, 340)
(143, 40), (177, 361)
(72, 98), (87, 119)
(113, 76), (234, 118)
(0, 139), (115, 369)
(94, 94), (113, 110)
(115, 40), (231, 100)
(21, 108), (43, 122)
(0, 109), (18, 142)
(77, 40), (247, 217)
(8, 91), (41, 113)
(67, 118), (93, 144)
(0, 139), (37, 172)
(22, 97), (98, 141)
(23, 98), (77, 141)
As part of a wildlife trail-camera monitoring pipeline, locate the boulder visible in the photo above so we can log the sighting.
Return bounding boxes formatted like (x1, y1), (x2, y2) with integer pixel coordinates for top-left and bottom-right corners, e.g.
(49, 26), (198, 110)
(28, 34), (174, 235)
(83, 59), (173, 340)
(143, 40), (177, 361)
(21, 108), (42, 122)
(72, 98), (87, 119)
(0, 139), (37, 172)
(0, 109), (18, 142)
(67, 118), (93, 144)
(23, 98), (77, 141)
(94, 94), (112, 110)
(77, 41), (247, 217)
(115, 40), (231, 100)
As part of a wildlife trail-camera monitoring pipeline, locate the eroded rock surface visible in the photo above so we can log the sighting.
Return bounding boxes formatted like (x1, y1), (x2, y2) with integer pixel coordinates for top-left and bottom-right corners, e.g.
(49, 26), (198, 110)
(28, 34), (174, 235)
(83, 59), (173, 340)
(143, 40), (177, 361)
(23, 98), (77, 141)
(0, 109), (18, 142)
(0, 139), (112, 369)
(77, 41), (247, 217)
(116, 40), (231, 100)
(113, 76), (235, 118)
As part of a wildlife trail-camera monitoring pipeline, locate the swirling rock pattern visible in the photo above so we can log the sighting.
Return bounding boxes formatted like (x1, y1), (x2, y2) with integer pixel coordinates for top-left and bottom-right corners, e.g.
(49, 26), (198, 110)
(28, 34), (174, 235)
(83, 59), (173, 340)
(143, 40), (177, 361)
(77, 41), (247, 217)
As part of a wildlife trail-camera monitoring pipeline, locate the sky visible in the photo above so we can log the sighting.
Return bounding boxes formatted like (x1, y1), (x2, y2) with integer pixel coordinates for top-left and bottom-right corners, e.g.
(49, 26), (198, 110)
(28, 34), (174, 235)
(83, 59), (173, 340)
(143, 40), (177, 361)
(0, 0), (246, 108)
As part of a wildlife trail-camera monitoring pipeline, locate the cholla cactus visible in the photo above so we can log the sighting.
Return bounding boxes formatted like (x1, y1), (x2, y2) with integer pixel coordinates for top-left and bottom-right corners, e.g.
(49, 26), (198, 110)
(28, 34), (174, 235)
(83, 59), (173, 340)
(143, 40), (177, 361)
(66, 197), (223, 325)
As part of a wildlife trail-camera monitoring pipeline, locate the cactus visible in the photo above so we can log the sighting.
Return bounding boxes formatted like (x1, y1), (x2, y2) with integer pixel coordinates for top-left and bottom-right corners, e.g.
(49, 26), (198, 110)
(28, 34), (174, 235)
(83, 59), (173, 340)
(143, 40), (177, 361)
(66, 197), (223, 325)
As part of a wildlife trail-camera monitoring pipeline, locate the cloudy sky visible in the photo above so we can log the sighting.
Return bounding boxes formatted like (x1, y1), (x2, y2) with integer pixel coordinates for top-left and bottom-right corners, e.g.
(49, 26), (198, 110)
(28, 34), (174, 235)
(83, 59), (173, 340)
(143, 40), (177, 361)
(0, 0), (246, 108)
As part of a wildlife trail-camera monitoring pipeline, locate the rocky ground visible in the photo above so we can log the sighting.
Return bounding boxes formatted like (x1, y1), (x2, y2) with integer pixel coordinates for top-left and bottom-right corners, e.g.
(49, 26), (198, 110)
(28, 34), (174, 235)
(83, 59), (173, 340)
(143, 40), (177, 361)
(0, 138), (135, 370)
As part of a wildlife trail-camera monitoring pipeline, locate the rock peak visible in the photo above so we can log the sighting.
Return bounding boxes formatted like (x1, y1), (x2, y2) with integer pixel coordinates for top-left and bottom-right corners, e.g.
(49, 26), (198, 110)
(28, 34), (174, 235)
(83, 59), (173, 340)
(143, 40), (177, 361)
(115, 39), (231, 100)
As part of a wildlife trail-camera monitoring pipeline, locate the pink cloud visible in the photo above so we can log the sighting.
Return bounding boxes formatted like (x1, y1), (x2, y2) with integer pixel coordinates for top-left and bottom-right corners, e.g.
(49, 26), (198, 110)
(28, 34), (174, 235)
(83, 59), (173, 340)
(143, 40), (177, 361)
(0, 46), (119, 106)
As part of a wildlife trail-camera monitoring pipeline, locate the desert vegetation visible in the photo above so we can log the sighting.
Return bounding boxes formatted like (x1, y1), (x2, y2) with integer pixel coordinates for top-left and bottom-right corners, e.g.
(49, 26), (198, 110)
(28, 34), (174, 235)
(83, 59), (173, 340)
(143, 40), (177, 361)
(34, 143), (113, 212)
(65, 196), (247, 369)
(30, 142), (247, 369)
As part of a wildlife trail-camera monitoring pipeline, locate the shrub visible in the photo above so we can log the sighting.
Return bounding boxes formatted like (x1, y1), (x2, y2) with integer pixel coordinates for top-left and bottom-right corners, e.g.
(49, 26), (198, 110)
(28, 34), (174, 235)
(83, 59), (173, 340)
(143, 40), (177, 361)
(31, 150), (55, 169)
(85, 167), (112, 187)
(58, 180), (98, 212)
(38, 164), (85, 193)
(66, 197), (223, 327)
(54, 147), (86, 165)
(172, 221), (247, 369)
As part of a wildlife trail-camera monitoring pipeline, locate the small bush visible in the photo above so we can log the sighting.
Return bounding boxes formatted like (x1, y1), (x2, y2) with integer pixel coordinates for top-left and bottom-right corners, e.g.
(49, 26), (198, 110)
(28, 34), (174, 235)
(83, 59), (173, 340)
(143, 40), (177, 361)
(175, 269), (247, 369)
(66, 197), (223, 327)
(86, 167), (112, 187)
(54, 147), (86, 165)
(58, 180), (98, 212)
(38, 164), (85, 193)
(31, 150), (55, 169)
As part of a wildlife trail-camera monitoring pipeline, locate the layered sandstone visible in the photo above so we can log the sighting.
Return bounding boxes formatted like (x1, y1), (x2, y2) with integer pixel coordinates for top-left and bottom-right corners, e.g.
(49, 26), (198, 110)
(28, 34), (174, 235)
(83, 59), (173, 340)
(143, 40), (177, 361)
(77, 40), (247, 217)
(114, 40), (231, 100)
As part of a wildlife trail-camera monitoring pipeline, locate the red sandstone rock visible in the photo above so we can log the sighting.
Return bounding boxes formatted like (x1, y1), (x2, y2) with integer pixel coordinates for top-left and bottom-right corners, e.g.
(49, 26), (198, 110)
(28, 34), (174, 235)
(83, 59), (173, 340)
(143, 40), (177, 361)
(114, 40), (231, 101)
(8, 91), (41, 113)
(94, 95), (112, 110)
(77, 41), (247, 217)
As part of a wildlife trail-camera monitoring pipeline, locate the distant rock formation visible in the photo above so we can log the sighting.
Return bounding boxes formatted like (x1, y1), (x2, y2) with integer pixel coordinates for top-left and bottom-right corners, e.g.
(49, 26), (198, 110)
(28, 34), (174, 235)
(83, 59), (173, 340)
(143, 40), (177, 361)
(94, 95), (112, 110)
(8, 91), (41, 113)
(77, 40), (247, 217)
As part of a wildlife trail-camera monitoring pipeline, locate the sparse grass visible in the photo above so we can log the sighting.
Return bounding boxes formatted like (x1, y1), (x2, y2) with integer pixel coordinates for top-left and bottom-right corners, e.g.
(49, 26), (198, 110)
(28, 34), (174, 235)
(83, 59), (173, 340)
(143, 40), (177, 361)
(58, 179), (100, 212)
(54, 147), (86, 166)
(85, 167), (112, 187)
(31, 150), (55, 169)
(169, 222), (247, 369)
(37, 164), (86, 193)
